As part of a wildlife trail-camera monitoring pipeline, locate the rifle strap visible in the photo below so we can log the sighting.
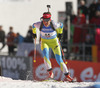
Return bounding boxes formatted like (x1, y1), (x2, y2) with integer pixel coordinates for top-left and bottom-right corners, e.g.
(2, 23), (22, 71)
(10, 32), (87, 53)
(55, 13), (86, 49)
(39, 21), (55, 31)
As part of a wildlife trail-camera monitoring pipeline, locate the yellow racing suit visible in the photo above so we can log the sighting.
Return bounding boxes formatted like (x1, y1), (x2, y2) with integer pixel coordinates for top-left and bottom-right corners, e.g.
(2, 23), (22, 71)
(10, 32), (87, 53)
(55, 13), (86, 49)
(32, 20), (69, 74)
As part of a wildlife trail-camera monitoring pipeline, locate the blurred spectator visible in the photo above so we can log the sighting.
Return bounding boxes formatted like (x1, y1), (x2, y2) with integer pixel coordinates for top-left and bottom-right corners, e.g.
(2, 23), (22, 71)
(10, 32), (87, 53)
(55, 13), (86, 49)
(90, 11), (100, 27)
(62, 23), (68, 45)
(95, 28), (100, 45)
(63, 11), (76, 24)
(0, 25), (5, 50)
(88, 0), (97, 20)
(95, 28), (100, 62)
(72, 9), (86, 53)
(85, 31), (93, 61)
(96, 0), (100, 11)
(62, 23), (68, 56)
(14, 32), (24, 45)
(7, 26), (16, 56)
(70, 11), (76, 23)
(78, 0), (88, 17)
(24, 25), (34, 43)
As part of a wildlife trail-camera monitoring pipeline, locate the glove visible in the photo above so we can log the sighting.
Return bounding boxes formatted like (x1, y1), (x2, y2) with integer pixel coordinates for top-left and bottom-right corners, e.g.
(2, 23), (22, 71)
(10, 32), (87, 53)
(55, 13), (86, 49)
(32, 34), (37, 39)
(58, 34), (63, 41)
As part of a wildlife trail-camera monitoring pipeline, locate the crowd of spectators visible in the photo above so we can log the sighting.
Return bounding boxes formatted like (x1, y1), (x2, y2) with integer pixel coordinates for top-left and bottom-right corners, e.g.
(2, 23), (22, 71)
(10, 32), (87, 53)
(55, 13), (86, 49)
(0, 25), (33, 56)
(0, 26), (5, 51)
(62, 0), (100, 62)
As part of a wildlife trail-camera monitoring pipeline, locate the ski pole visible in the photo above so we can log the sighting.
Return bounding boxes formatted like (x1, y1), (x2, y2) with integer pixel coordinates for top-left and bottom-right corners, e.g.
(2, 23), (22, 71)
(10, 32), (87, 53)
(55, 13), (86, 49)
(33, 38), (36, 63)
(59, 40), (67, 64)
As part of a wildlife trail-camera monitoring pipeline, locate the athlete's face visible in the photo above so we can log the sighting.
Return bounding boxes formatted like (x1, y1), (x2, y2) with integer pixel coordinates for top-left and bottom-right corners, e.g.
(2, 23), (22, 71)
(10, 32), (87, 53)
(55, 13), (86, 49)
(43, 20), (51, 27)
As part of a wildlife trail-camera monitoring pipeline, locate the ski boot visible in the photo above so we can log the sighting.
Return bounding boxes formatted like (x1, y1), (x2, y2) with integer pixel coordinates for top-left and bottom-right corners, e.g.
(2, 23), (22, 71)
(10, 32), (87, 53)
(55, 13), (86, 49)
(47, 68), (54, 79)
(65, 73), (75, 82)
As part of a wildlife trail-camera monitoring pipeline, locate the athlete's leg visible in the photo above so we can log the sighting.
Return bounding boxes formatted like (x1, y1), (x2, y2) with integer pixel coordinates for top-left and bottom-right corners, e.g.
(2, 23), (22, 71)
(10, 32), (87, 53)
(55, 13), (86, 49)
(41, 41), (52, 70)
(41, 41), (54, 78)
(51, 38), (69, 74)
(51, 38), (74, 82)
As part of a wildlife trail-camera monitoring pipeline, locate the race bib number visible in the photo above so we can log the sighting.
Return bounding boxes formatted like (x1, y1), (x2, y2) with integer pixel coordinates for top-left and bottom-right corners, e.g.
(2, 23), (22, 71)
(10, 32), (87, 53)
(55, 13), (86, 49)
(45, 33), (51, 38)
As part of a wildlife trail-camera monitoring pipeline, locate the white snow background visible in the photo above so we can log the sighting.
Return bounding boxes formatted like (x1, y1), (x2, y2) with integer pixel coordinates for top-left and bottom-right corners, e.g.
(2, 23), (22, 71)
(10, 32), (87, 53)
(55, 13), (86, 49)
(0, 76), (100, 88)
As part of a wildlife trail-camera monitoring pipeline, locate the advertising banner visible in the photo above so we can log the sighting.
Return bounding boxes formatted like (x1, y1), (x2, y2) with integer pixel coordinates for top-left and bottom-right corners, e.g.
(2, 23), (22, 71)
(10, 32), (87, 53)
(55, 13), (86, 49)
(33, 58), (100, 82)
(0, 56), (33, 80)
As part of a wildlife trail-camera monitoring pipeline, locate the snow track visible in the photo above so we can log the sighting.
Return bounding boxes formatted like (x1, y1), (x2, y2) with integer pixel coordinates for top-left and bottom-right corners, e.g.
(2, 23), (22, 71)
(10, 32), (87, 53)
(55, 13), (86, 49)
(0, 76), (100, 88)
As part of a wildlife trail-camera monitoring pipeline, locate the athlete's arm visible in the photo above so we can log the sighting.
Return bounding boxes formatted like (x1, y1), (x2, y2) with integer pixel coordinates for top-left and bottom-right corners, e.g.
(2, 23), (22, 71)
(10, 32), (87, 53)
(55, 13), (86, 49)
(32, 22), (41, 38)
(56, 23), (63, 34)
(52, 20), (63, 34)
(32, 22), (41, 34)
(57, 23), (63, 40)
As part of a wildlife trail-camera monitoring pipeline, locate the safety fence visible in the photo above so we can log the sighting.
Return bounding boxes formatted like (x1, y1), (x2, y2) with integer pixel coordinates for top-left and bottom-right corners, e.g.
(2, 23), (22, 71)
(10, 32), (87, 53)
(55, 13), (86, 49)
(62, 44), (92, 61)
(62, 23), (100, 62)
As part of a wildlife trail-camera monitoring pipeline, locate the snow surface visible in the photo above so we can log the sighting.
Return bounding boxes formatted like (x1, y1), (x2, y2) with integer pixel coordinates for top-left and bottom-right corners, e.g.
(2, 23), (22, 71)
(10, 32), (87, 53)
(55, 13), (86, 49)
(0, 76), (100, 88)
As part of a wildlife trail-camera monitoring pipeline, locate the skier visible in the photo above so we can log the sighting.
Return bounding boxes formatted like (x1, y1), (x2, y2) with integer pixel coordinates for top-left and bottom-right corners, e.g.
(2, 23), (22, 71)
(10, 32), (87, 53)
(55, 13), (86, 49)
(32, 11), (74, 82)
